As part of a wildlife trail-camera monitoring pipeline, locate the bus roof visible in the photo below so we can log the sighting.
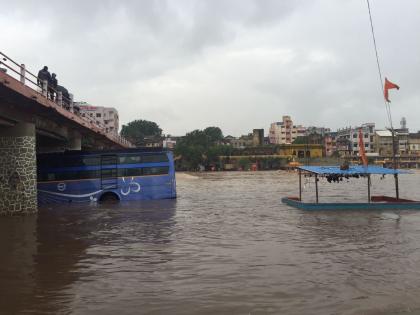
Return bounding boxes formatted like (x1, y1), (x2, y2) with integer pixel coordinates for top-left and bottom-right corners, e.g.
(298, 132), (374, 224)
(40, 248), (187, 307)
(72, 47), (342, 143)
(37, 147), (169, 157)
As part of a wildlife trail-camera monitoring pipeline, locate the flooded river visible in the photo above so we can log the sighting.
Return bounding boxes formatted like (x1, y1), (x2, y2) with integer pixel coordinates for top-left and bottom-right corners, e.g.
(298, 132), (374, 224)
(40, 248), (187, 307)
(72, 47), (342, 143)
(2, 171), (420, 314)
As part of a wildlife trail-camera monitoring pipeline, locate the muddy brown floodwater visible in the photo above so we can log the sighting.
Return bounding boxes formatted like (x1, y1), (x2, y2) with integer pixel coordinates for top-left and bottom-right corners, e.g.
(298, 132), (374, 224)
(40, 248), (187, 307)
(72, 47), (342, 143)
(2, 171), (420, 314)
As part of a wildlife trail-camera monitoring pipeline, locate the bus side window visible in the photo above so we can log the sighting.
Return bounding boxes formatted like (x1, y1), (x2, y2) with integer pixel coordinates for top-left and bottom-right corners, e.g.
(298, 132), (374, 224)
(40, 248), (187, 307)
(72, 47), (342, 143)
(142, 154), (168, 163)
(142, 166), (169, 176)
(119, 156), (127, 164)
(82, 157), (100, 166)
(101, 155), (118, 165)
(79, 170), (100, 179)
(119, 155), (142, 164)
(118, 168), (142, 177)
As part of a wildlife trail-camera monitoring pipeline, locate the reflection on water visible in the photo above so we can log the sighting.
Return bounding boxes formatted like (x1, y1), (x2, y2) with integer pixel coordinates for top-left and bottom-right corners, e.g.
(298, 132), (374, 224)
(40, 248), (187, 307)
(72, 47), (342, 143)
(1, 171), (420, 314)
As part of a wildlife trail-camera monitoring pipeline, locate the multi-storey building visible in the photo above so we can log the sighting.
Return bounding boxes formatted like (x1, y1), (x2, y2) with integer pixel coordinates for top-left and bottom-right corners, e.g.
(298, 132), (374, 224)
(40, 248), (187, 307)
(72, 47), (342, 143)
(374, 129), (409, 156)
(374, 130), (393, 156)
(336, 123), (375, 157)
(324, 132), (337, 157)
(395, 128), (409, 154)
(269, 115), (306, 144)
(230, 134), (253, 149)
(409, 132), (420, 155)
(75, 101), (119, 136)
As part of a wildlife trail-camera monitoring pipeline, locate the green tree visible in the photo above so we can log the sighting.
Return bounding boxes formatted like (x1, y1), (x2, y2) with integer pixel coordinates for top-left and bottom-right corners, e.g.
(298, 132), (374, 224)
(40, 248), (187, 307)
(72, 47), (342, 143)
(120, 119), (162, 146)
(181, 130), (209, 147)
(204, 127), (223, 143)
(292, 136), (309, 144)
(293, 133), (323, 145)
(174, 130), (207, 170)
(174, 126), (227, 171)
(238, 157), (250, 170)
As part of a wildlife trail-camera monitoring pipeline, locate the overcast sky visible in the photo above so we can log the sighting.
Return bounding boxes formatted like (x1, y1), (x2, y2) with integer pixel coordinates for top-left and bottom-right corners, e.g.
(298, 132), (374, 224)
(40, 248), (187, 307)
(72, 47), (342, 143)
(2, 0), (420, 136)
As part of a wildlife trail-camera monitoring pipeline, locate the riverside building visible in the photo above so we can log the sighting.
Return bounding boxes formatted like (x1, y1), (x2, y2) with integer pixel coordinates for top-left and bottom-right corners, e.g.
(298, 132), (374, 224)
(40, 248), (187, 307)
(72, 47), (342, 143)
(374, 129), (409, 156)
(269, 115), (306, 145)
(336, 123), (375, 157)
(75, 101), (119, 136)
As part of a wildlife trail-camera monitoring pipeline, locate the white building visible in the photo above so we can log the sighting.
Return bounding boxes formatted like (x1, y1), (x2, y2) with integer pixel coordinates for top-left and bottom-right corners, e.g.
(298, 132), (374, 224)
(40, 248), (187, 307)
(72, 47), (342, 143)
(336, 123), (375, 156)
(75, 101), (119, 136)
(162, 137), (177, 149)
(306, 126), (331, 136)
(269, 115), (306, 144)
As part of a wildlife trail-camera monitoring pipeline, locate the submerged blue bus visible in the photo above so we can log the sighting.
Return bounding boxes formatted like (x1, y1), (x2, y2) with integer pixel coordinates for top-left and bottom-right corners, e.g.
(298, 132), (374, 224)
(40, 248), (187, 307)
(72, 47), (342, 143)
(37, 148), (176, 203)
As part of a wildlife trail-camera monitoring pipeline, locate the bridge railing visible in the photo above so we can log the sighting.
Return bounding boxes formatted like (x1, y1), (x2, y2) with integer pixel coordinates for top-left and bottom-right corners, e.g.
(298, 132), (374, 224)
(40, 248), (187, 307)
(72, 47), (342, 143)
(0, 51), (134, 148)
(0, 51), (41, 91)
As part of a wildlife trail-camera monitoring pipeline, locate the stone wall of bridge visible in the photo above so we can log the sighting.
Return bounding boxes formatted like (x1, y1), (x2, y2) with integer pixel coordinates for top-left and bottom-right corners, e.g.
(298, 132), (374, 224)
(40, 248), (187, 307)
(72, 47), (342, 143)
(0, 123), (37, 215)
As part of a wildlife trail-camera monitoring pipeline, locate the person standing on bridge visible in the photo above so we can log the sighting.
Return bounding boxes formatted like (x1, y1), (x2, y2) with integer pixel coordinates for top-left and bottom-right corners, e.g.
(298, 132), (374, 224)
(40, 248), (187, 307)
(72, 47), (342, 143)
(37, 66), (51, 96)
(49, 73), (58, 101)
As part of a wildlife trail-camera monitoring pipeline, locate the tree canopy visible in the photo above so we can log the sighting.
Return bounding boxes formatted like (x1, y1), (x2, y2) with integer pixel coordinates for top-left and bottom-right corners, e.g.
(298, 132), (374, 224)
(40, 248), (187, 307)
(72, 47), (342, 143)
(203, 127), (223, 143)
(292, 133), (323, 145)
(174, 127), (231, 171)
(120, 119), (162, 146)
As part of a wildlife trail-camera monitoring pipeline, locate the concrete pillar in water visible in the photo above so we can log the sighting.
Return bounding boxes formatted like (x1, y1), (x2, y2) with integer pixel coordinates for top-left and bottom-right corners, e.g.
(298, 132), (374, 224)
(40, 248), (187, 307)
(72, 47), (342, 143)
(0, 122), (37, 215)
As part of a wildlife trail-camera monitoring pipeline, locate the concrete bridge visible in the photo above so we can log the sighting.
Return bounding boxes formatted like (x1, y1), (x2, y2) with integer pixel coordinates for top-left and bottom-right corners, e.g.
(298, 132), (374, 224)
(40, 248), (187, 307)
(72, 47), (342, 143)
(0, 52), (133, 215)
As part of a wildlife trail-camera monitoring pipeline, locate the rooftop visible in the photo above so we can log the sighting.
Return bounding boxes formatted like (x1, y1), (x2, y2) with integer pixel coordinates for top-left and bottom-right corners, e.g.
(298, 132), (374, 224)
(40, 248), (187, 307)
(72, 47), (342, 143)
(375, 130), (392, 137)
(298, 165), (410, 175)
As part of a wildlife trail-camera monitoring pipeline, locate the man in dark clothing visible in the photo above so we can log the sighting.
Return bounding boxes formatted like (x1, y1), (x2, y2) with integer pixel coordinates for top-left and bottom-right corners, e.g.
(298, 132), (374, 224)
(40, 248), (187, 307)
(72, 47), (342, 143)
(37, 66), (51, 87)
(49, 73), (58, 100)
(37, 66), (52, 99)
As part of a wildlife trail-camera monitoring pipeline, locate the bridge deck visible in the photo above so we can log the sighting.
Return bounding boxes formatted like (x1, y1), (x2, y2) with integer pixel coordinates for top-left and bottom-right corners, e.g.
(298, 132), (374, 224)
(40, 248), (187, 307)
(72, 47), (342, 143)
(0, 70), (131, 148)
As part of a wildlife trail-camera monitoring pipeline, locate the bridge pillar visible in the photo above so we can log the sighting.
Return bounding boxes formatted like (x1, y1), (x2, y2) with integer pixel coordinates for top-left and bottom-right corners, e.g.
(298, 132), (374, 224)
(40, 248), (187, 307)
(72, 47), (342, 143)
(0, 122), (37, 215)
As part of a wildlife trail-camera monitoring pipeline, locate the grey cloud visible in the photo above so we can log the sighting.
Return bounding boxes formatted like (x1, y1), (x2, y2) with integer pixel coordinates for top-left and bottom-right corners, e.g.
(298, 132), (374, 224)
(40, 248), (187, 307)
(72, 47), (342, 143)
(1, 0), (419, 136)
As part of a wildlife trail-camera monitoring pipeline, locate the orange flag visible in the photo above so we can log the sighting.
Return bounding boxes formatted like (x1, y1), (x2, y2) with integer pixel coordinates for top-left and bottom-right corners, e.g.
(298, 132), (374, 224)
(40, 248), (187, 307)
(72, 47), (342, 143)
(358, 128), (368, 166)
(384, 77), (399, 102)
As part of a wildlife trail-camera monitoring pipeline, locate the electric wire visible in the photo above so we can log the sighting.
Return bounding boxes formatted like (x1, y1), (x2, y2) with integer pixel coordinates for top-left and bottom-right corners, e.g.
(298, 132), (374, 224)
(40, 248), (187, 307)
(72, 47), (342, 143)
(366, 0), (394, 130)
(366, 0), (399, 175)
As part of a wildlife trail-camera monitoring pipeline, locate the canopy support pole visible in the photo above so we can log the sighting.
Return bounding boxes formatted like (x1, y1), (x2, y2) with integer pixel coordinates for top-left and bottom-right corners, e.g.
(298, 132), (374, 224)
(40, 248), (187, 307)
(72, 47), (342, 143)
(315, 174), (319, 203)
(391, 129), (399, 200)
(299, 169), (302, 201)
(367, 174), (371, 203)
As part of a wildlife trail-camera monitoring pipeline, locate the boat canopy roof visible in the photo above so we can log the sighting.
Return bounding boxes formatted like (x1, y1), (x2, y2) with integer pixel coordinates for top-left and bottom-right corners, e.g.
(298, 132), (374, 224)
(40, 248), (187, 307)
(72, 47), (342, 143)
(298, 165), (410, 175)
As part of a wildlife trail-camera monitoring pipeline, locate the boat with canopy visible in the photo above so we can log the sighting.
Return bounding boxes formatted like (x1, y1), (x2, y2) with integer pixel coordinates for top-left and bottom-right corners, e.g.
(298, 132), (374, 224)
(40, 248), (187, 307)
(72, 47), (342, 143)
(282, 1), (420, 210)
(281, 165), (420, 210)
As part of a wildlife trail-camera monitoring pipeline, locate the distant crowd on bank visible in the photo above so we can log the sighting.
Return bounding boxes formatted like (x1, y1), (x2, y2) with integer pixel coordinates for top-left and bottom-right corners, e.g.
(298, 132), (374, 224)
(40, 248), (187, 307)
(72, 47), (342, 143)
(37, 66), (71, 109)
